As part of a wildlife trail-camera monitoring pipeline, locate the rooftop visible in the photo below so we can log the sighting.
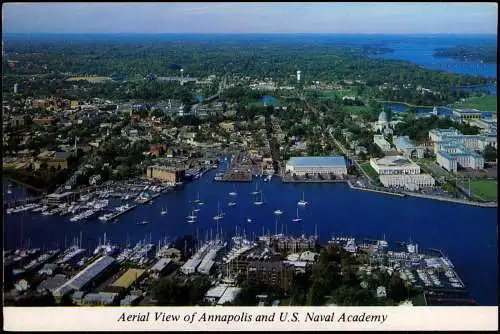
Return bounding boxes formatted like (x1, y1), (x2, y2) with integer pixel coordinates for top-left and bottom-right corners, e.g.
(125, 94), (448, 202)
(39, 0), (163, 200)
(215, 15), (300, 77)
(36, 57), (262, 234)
(67, 255), (117, 290)
(287, 156), (346, 168)
(371, 155), (419, 168)
(111, 268), (145, 289)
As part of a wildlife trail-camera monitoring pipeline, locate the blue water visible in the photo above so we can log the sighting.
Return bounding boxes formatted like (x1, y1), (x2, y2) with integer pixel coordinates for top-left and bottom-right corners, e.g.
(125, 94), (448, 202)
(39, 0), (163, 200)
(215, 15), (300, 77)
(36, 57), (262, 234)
(369, 37), (497, 78)
(3, 171), (498, 305)
(384, 103), (496, 119)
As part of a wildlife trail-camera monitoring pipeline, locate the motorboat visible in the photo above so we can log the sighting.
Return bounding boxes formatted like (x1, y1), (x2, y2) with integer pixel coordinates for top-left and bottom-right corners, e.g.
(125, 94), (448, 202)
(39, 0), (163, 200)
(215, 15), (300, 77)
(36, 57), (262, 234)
(137, 220), (150, 225)
(228, 201), (237, 207)
(274, 209), (283, 215)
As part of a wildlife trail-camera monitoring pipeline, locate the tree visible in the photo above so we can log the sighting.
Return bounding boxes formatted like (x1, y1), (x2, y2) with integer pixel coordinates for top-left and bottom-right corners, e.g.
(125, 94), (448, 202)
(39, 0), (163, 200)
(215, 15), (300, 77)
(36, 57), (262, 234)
(483, 144), (497, 162)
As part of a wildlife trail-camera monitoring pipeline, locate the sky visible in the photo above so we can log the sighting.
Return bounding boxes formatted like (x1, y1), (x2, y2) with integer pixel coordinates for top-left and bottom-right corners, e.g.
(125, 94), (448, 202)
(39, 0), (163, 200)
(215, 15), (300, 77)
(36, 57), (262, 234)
(2, 2), (498, 34)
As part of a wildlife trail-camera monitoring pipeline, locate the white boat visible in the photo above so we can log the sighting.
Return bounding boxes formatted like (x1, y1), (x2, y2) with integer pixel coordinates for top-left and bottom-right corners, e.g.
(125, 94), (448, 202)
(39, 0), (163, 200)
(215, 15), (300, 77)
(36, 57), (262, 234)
(137, 220), (149, 225)
(186, 210), (197, 220)
(292, 208), (302, 222)
(298, 192), (308, 206)
(229, 185), (237, 196)
(274, 209), (283, 215)
(254, 191), (264, 205)
(160, 206), (168, 215)
(246, 218), (252, 223)
(250, 183), (259, 195)
(228, 201), (237, 207)
(193, 192), (201, 203)
(98, 213), (114, 222)
(213, 203), (224, 221)
(186, 219), (196, 224)
(7, 189), (12, 194)
(193, 208), (200, 212)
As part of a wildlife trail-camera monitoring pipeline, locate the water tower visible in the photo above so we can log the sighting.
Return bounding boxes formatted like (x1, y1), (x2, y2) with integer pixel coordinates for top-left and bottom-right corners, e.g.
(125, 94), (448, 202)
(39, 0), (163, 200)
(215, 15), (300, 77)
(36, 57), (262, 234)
(296, 70), (301, 83)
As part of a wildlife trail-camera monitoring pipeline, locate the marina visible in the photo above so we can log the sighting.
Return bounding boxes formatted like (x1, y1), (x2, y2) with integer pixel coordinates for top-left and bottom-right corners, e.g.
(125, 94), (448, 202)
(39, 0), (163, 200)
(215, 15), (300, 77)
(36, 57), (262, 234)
(3, 165), (498, 305)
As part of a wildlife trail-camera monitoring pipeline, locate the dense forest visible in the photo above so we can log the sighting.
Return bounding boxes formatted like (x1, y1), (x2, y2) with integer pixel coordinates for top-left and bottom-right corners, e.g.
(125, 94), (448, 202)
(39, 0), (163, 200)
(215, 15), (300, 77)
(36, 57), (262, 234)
(433, 45), (497, 64)
(3, 37), (492, 88)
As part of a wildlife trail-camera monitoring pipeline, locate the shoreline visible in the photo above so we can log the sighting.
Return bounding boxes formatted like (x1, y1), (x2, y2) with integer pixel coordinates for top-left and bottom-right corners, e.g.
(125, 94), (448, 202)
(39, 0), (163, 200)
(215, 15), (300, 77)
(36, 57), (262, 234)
(346, 180), (497, 208)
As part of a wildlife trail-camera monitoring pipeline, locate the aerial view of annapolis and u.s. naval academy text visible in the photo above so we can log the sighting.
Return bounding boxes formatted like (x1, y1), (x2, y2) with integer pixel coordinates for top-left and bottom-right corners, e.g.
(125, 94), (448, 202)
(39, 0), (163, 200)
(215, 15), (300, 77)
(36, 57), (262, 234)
(2, 2), (498, 311)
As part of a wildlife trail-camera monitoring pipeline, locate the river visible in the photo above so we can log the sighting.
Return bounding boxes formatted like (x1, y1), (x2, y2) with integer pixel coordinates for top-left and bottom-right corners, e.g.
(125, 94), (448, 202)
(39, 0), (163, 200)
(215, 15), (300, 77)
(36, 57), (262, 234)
(3, 170), (498, 305)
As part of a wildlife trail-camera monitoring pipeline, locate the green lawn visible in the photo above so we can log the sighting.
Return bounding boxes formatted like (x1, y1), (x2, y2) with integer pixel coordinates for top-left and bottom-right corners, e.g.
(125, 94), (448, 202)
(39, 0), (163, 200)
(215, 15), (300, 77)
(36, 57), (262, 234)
(360, 161), (380, 183)
(453, 95), (497, 112)
(468, 180), (498, 201)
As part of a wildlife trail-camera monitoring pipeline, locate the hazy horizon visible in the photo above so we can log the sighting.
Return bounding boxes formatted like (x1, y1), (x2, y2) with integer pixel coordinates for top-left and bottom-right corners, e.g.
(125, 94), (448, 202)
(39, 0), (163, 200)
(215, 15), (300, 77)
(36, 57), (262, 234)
(2, 3), (498, 34)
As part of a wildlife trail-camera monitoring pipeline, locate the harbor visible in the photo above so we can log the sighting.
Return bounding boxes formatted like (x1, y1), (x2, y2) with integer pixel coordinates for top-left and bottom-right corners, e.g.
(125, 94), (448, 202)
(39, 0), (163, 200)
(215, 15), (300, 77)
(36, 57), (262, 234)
(3, 166), (498, 305)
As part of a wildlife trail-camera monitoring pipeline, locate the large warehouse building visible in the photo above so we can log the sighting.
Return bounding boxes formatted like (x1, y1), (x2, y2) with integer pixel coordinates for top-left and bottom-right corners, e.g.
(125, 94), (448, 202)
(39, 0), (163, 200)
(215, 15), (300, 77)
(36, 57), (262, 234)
(285, 156), (347, 177)
(370, 155), (435, 191)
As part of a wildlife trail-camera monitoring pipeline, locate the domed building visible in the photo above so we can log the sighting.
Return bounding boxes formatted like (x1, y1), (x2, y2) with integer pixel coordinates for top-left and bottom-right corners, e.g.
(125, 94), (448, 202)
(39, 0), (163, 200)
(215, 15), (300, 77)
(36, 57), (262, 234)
(374, 109), (393, 135)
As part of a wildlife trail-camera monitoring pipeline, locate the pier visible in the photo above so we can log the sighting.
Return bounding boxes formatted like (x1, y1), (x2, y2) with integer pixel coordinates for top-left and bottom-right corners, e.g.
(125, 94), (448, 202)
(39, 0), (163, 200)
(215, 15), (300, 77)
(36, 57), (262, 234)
(107, 204), (138, 221)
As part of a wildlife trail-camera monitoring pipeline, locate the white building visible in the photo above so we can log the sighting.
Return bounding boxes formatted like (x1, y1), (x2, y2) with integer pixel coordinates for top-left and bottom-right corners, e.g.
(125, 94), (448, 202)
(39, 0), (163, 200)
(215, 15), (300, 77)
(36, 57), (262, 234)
(429, 128), (497, 152)
(379, 174), (435, 191)
(285, 156), (347, 176)
(373, 135), (392, 152)
(370, 155), (420, 175)
(296, 70), (301, 83)
(373, 111), (394, 136)
(429, 128), (487, 172)
(393, 136), (425, 159)
(216, 287), (242, 306)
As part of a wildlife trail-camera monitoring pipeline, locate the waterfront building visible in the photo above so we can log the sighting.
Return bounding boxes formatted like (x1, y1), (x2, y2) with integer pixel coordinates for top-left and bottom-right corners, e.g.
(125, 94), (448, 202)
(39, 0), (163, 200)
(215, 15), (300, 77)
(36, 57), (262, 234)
(453, 108), (482, 121)
(436, 148), (484, 173)
(393, 136), (425, 159)
(379, 174), (435, 191)
(285, 156), (347, 177)
(369, 155), (420, 175)
(147, 165), (186, 183)
(52, 256), (117, 300)
(429, 128), (489, 172)
(373, 135), (392, 152)
(429, 128), (497, 152)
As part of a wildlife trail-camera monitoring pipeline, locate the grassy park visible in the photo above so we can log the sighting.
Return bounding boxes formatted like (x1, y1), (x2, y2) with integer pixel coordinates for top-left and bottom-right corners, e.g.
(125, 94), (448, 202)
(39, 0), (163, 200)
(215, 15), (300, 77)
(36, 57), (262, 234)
(453, 95), (497, 112)
(468, 180), (497, 201)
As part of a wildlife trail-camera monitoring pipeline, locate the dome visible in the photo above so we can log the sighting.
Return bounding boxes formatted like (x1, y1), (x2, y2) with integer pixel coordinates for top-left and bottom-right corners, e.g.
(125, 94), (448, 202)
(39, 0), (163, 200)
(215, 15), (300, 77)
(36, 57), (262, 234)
(378, 111), (388, 123)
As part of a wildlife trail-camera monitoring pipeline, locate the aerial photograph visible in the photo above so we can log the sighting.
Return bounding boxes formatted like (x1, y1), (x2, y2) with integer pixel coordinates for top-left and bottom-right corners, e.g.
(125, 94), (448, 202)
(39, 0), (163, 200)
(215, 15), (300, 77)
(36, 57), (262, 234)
(2, 3), (498, 308)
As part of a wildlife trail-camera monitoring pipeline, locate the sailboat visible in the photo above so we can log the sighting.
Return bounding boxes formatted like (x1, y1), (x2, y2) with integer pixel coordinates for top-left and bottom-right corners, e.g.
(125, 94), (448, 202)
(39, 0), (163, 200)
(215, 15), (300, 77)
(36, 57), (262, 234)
(186, 210), (197, 220)
(193, 207), (201, 212)
(274, 209), (283, 215)
(228, 185), (237, 196)
(160, 205), (168, 215)
(193, 192), (204, 205)
(298, 192), (308, 206)
(250, 183), (259, 195)
(292, 207), (302, 222)
(137, 220), (149, 225)
(246, 218), (253, 223)
(213, 203), (224, 221)
(254, 191), (264, 205)
(228, 201), (237, 207)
